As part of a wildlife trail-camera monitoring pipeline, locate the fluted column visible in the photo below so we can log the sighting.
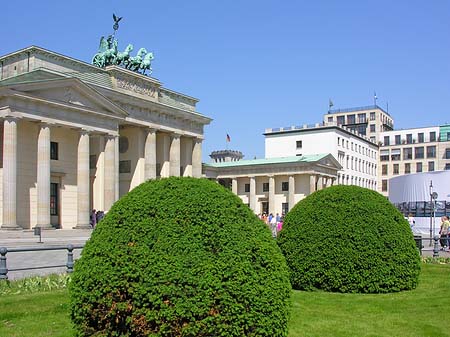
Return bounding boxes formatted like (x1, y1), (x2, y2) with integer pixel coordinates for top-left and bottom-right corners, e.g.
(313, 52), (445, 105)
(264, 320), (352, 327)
(192, 138), (202, 178)
(36, 123), (51, 229)
(161, 133), (170, 178)
(268, 175), (275, 214)
(2, 117), (19, 229)
(76, 130), (90, 228)
(144, 128), (157, 180)
(249, 176), (256, 212)
(169, 133), (181, 177)
(309, 175), (316, 194)
(288, 175), (295, 211)
(183, 138), (193, 177)
(232, 178), (238, 194)
(104, 135), (116, 212)
(114, 134), (119, 201)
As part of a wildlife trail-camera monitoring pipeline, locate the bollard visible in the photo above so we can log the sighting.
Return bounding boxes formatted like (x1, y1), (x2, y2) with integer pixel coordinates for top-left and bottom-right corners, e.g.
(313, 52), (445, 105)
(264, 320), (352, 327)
(0, 247), (8, 280)
(433, 235), (440, 258)
(66, 244), (74, 273)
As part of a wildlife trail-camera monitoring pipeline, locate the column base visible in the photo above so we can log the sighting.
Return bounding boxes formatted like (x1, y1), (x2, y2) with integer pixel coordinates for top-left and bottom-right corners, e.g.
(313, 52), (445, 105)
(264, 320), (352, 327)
(73, 224), (93, 230)
(0, 225), (22, 231)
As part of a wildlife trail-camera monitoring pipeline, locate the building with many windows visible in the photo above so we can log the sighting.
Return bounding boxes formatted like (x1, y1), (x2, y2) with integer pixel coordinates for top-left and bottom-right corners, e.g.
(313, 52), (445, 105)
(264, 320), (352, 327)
(264, 122), (378, 190)
(0, 46), (211, 230)
(378, 125), (450, 196)
(323, 105), (393, 143)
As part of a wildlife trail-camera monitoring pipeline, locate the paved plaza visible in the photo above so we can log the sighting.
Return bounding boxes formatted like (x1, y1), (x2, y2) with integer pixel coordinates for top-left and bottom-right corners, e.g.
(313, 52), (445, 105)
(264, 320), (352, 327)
(0, 229), (448, 280)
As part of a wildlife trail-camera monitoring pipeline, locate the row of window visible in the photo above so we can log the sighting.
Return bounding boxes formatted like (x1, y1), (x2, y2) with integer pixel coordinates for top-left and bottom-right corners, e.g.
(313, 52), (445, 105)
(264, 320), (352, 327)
(338, 154), (377, 176)
(379, 146), (447, 161)
(245, 182), (290, 193)
(382, 131), (448, 146)
(382, 162), (450, 176)
(337, 137), (376, 159)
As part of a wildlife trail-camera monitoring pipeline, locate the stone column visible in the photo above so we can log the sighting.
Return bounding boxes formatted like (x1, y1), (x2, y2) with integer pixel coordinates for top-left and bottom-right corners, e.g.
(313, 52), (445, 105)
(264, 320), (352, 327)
(183, 138), (193, 177)
(249, 176), (256, 212)
(76, 130), (90, 228)
(2, 117), (19, 229)
(268, 175), (275, 214)
(104, 135), (116, 212)
(114, 134), (119, 201)
(36, 123), (51, 229)
(232, 178), (238, 195)
(169, 133), (181, 177)
(288, 175), (295, 211)
(309, 175), (316, 194)
(144, 128), (157, 180)
(192, 138), (202, 178)
(160, 133), (171, 178)
(317, 175), (323, 190)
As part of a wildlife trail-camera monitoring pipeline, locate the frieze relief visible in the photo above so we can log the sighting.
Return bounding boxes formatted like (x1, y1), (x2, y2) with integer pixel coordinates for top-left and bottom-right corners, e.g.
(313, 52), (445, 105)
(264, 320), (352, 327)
(116, 77), (158, 99)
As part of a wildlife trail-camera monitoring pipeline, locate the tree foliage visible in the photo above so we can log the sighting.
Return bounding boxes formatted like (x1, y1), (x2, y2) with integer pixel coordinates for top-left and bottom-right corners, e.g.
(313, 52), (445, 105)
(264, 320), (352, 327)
(70, 177), (291, 336)
(277, 185), (421, 293)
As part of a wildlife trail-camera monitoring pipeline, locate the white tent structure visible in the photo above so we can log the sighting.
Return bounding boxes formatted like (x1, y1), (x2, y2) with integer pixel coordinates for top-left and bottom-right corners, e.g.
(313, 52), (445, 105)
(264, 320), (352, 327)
(389, 171), (450, 236)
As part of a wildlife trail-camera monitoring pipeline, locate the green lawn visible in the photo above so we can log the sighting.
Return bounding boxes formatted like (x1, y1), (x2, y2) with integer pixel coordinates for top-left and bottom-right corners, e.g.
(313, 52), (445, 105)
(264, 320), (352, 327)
(0, 264), (448, 337)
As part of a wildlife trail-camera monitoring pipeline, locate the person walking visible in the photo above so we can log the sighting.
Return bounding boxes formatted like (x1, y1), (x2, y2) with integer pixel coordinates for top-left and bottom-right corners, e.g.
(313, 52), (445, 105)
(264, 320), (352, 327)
(439, 216), (450, 251)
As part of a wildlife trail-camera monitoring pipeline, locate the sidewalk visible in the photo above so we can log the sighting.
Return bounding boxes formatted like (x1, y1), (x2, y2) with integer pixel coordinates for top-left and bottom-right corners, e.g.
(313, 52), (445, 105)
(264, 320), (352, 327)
(0, 228), (92, 248)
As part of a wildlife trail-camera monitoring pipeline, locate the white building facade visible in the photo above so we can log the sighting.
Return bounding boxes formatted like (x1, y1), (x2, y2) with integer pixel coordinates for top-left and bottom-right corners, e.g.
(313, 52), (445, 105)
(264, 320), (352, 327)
(264, 124), (378, 190)
(0, 46), (211, 230)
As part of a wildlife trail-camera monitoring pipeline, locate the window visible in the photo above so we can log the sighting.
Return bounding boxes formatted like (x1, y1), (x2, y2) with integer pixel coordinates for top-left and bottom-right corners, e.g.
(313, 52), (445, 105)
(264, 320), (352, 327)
(391, 149), (401, 161)
(296, 140), (302, 149)
(447, 132), (450, 141)
(370, 124), (375, 132)
(356, 125), (366, 135)
(382, 180), (388, 192)
(50, 183), (58, 216)
(416, 162), (422, 173)
(383, 136), (390, 146)
(281, 182), (289, 192)
(405, 163), (411, 174)
(446, 148), (450, 159)
(357, 113), (366, 123)
(418, 133), (424, 143)
(89, 155), (97, 169)
(445, 163), (450, 170)
(382, 164), (388, 175)
(337, 116), (345, 125)
(415, 147), (424, 159)
(406, 134), (413, 144)
(370, 112), (376, 121)
(393, 164), (399, 175)
(427, 146), (436, 158)
(430, 131), (436, 142)
(403, 148), (412, 160)
(428, 161), (435, 172)
(244, 184), (250, 193)
(262, 183), (269, 192)
(380, 150), (389, 161)
(395, 135), (401, 145)
(370, 136), (376, 142)
(327, 117), (333, 122)
(347, 114), (355, 124)
(119, 136), (129, 153)
(282, 203), (289, 215)
(50, 142), (58, 160)
(119, 160), (131, 173)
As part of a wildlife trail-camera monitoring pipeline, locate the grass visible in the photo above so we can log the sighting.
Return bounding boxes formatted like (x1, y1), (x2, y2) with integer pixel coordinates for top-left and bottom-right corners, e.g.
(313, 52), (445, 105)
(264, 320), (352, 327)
(0, 264), (448, 337)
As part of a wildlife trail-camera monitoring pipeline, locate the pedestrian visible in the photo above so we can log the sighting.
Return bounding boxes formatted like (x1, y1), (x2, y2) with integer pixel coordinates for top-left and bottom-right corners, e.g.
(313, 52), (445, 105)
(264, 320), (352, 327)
(439, 216), (450, 251)
(439, 216), (449, 250)
(270, 214), (277, 238)
(407, 213), (415, 231)
(90, 209), (97, 228)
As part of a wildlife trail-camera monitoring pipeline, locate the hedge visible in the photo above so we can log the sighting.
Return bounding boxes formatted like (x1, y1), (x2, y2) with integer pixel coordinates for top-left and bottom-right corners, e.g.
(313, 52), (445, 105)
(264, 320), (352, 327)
(277, 185), (421, 293)
(70, 177), (291, 336)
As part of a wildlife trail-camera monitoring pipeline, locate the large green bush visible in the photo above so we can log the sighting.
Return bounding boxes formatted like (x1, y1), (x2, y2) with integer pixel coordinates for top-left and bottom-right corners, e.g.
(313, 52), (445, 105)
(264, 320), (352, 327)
(277, 185), (420, 293)
(70, 177), (291, 336)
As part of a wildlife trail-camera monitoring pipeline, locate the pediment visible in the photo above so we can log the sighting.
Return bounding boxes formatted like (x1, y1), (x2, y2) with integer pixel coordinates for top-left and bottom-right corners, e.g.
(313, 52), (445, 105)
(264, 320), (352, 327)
(318, 154), (342, 170)
(1, 77), (127, 117)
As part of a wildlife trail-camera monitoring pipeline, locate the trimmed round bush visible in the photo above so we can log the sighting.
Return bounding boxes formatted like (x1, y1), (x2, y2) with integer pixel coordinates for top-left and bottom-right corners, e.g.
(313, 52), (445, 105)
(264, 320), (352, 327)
(70, 177), (291, 337)
(277, 185), (420, 293)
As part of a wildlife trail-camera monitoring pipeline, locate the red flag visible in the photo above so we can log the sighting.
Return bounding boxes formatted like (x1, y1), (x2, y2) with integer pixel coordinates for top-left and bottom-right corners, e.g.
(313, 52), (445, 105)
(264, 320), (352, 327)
(226, 134), (231, 142)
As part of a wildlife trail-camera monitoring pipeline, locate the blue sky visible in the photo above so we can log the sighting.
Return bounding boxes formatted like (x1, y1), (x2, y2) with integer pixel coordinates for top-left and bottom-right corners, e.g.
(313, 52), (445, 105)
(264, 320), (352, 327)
(2, 0), (449, 161)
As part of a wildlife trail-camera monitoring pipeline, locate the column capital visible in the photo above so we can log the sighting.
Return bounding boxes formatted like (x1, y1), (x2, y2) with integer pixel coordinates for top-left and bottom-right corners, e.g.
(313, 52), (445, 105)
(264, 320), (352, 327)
(171, 132), (181, 139)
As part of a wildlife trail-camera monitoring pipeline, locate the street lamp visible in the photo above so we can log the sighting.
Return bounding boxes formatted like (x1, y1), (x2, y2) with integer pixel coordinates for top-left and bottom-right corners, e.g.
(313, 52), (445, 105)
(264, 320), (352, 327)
(429, 180), (433, 246)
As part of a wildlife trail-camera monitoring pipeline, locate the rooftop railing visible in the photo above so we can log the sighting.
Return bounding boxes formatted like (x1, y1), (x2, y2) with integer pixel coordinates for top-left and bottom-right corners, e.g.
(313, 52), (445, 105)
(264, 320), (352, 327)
(327, 104), (390, 116)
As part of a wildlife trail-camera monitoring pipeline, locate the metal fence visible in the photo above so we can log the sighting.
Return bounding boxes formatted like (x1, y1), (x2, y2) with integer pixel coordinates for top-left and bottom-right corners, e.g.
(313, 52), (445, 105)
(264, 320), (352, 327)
(0, 244), (84, 280)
